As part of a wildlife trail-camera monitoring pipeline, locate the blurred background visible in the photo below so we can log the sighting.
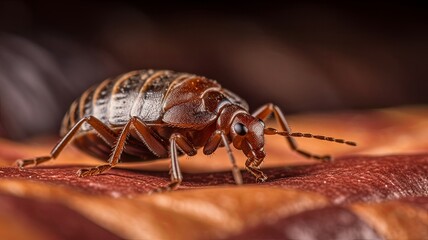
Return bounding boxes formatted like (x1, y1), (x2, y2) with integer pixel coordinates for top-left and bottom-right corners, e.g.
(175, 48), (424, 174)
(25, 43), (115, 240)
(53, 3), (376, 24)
(0, 1), (427, 140)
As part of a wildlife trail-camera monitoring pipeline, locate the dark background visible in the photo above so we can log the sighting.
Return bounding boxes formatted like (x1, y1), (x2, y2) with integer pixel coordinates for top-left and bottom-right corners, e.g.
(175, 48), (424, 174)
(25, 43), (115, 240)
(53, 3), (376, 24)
(0, 1), (427, 140)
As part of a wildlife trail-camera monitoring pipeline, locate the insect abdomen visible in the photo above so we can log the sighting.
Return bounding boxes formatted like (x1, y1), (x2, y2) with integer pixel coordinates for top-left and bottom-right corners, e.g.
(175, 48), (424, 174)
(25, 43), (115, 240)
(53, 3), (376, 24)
(60, 70), (195, 136)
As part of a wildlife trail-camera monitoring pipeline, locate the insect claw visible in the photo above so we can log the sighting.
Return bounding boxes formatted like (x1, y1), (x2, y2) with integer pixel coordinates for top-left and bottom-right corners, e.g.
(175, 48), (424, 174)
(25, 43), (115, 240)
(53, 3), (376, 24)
(256, 174), (268, 183)
(16, 159), (25, 169)
(149, 181), (181, 194)
(16, 159), (34, 169)
(76, 168), (90, 177)
(77, 164), (111, 177)
(16, 156), (52, 169)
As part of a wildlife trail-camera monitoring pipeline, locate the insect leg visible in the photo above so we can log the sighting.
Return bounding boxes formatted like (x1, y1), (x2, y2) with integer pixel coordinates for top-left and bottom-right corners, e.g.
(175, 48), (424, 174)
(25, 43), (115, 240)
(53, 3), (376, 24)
(202, 130), (223, 155)
(16, 116), (117, 168)
(77, 117), (168, 177)
(245, 158), (267, 182)
(169, 133), (197, 156)
(203, 130), (243, 185)
(240, 141), (267, 182)
(151, 135), (184, 193)
(253, 103), (330, 161)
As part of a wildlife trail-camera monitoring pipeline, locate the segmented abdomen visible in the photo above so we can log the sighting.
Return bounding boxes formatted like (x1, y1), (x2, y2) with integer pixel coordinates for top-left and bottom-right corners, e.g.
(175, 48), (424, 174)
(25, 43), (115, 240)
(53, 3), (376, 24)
(60, 70), (194, 136)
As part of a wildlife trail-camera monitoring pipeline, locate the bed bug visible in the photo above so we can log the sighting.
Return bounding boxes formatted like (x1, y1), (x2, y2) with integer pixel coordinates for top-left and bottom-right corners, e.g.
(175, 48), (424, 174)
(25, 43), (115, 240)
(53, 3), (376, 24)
(16, 69), (356, 192)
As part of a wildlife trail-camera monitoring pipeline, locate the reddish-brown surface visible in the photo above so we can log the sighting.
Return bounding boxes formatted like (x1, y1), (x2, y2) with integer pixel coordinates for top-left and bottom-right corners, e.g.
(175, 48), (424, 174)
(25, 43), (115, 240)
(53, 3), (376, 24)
(0, 106), (427, 239)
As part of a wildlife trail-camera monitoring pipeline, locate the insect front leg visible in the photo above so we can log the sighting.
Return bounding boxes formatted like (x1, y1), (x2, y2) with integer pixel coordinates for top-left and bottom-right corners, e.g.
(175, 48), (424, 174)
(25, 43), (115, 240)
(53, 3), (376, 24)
(77, 117), (168, 177)
(151, 133), (196, 193)
(16, 116), (117, 168)
(150, 132), (217, 193)
(253, 103), (331, 161)
(245, 158), (268, 183)
(239, 140), (267, 182)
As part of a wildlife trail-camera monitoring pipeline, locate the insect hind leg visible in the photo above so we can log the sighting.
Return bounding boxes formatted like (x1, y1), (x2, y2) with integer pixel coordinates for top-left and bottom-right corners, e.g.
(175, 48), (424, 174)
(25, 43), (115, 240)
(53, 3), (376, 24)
(253, 103), (331, 161)
(77, 117), (169, 177)
(16, 116), (117, 168)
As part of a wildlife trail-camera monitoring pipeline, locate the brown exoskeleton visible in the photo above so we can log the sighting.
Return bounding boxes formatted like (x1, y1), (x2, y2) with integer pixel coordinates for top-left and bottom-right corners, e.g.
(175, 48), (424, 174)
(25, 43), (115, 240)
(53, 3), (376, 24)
(17, 70), (356, 191)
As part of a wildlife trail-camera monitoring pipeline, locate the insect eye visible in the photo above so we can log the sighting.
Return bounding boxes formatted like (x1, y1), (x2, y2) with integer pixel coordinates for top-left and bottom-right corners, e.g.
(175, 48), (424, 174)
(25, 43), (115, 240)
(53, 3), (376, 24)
(234, 123), (248, 136)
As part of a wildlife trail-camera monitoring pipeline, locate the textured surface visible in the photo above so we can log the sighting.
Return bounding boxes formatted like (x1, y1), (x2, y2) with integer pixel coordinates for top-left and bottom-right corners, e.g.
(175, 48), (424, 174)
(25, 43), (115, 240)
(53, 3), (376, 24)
(0, 106), (428, 239)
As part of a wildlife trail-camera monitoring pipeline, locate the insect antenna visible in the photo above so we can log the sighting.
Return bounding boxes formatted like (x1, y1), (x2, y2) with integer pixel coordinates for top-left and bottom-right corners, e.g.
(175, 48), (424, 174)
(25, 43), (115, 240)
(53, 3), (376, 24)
(264, 128), (357, 146)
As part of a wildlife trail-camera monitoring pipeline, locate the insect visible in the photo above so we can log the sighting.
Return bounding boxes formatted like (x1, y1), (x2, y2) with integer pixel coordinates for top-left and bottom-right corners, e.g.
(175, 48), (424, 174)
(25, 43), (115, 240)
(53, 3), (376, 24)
(17, 69), (356, 192)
